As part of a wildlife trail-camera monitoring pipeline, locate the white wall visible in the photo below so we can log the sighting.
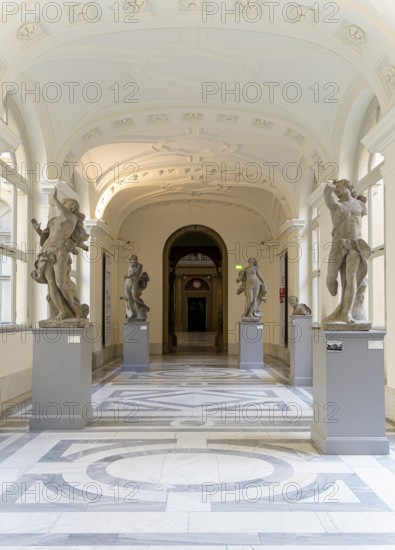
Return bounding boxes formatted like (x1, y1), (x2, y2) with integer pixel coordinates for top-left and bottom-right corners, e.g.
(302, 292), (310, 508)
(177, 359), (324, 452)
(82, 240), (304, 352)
(0, 331), (33, 407)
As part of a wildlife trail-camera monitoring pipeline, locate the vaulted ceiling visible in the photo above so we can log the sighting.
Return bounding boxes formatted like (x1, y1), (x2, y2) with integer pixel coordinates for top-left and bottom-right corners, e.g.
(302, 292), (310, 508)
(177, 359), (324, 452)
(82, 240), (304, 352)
(2, 0), (395, 235)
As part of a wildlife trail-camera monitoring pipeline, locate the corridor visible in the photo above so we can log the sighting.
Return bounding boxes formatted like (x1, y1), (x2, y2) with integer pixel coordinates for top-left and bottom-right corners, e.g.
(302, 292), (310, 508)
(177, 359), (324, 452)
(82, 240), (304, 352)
(0, 355), (395, 548)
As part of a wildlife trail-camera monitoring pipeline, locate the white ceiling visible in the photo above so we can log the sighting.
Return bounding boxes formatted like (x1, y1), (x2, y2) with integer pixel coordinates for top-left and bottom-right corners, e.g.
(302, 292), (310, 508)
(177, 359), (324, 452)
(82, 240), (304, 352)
(1, 0), (395, 234)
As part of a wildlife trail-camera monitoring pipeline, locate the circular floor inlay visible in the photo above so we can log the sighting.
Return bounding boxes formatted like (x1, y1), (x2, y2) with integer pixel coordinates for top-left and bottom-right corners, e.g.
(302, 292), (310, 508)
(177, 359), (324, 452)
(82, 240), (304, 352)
(87, 448), (294, 492)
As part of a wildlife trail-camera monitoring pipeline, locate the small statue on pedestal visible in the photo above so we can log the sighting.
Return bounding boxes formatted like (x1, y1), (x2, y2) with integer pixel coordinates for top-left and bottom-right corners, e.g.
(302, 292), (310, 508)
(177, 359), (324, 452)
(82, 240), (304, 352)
(124, 255), (150, 321)
(236, 257), (267, 322)
(322, 179), (371, 329)
(288, 296), (311, 316)
(31, 187), (89, 328)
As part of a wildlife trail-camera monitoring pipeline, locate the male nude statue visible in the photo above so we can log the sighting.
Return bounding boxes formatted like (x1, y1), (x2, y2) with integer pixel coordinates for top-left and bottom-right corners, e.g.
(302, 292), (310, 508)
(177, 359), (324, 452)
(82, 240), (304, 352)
(323, 179), (370, 325)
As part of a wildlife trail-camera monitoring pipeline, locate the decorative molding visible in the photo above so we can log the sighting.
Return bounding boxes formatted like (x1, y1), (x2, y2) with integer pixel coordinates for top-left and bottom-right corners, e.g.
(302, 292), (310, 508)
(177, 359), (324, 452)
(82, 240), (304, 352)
(0, 118), (22, 152)
(306, 182), (325, 207)
(40, 179), (80, 201)
(85, 219), (114, 238)
(376, 56), (395, 99)
(277, 219), (306, 239)
(178, 0), (203, 11)
(345, 24), (366, 45)
(17, 23), (39, 41)
(254, 119), (273, 129)
(286, 129), (304, 144)
(82, 128), (101, 141)
(362, 105), (395, 153)
(113, 118), (134, 127)
(147, 114), (169, 122)
(284, 4), (317, 26)
(382, 64), (395, 89)
(183, 112), (203, 121)
(338, 23), (366, 53)
(219, 114), (238, 124)
(124, 0), (151, 12)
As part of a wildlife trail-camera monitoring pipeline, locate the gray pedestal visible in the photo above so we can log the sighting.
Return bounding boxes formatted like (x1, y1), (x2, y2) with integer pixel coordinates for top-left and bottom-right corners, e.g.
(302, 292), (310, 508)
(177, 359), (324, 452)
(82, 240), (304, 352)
(123, 321), (150, 371)
(238, 321), (264, 368)
(29, 326), (93, 430)
(289, 315), (313, 386)
(311, 329), (389, 454)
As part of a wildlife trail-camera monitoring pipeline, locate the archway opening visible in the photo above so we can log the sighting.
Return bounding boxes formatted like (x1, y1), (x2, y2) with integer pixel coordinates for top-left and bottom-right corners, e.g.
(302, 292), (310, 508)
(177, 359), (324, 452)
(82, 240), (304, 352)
(163, 225), (228, 354)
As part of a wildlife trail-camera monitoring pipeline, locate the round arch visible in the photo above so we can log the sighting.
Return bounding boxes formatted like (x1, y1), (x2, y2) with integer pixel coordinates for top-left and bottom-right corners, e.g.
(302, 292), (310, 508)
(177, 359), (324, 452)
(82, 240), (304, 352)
(162, 224), (228, 354)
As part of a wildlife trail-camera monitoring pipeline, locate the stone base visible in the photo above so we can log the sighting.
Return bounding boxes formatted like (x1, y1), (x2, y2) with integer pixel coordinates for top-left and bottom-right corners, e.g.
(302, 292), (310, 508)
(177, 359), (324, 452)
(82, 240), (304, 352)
(238, 322), (264, 368)
(123, 321), (150, 371)
(322, 321), (372, 331)
(311, 425), (390, 454)
(289, 315), (313, 386)
(29, 326), (93, 430)
(38, 318), (89, 328)
(311, 328), (389, 454)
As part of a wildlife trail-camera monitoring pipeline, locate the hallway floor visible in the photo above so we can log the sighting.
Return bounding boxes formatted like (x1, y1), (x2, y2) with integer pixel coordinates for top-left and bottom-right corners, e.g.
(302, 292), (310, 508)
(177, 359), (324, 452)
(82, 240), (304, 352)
(1, 354), (395, 549)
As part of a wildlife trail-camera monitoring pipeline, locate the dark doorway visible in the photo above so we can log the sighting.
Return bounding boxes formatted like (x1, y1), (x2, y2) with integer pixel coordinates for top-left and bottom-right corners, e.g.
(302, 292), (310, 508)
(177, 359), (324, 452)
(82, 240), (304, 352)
(188, 298), (206, 331)
(163, 224), (228, 354)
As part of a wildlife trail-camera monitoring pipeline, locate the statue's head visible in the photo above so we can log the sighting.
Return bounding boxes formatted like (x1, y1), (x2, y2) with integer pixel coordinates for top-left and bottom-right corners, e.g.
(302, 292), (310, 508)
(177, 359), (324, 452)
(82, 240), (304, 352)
(129, 254), (138, 262)
(288, 295), (299, 307)
(62, 198), (79, 214)
(333, 179), (354, 201)
(248, 257), (257, 265)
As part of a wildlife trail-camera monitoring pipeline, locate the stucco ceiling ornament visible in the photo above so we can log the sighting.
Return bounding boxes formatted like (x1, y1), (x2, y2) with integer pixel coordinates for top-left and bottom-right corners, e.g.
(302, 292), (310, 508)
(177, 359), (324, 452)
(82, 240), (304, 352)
(178, 0), (203, 10)
(286, 129), (305, 144)
(382, 64), (395, 89)
(255, 119), (273, 129)
(113, 118), (134, 127)
(17, 23), (38, 41)
(345, 25), (366, 45)
(82, 128), (101, 141)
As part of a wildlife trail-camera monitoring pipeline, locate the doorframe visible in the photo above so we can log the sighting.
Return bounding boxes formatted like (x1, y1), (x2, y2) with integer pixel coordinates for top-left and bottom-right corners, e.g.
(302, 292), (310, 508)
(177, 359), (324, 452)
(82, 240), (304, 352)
(162, 225), (228, 353)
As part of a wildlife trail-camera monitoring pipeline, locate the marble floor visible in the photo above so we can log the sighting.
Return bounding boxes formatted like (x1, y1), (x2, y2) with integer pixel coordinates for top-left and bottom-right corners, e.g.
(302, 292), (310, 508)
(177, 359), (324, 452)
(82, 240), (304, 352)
(1, 352), (395, 549)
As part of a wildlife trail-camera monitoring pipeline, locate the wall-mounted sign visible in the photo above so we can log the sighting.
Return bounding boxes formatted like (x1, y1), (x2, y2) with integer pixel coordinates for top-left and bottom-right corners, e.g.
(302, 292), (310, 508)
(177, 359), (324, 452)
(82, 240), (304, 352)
(326, 340), (342, 352)
(368, 340), (384, 350)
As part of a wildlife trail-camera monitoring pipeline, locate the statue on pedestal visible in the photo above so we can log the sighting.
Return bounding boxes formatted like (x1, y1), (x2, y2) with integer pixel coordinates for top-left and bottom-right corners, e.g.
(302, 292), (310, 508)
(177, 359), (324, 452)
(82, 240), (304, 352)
(322, 179), (371, 329)
(236, 257), (267, 322)
(288, 296), (311, 316)
(31, 187), (89, 327)
(124, 255), (150, 321)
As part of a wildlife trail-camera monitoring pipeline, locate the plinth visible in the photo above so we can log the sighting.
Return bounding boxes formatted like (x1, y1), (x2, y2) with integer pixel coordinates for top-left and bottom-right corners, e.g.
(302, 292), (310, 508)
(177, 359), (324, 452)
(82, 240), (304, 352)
(311, 328), (389, 454)
(238, 321), (264, 368)
(289, 315), (313, 386)
(30, 326), (93, 430)
(123, 321), (150, 371)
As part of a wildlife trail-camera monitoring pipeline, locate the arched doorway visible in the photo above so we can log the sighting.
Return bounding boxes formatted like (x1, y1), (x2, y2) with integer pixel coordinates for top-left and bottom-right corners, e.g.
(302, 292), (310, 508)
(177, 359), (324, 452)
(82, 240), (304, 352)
(163, 225), (228, 353)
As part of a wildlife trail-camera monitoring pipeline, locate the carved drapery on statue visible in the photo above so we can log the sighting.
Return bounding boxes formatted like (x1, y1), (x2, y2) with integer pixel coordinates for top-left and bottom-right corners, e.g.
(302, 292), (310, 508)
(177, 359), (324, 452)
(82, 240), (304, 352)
(31, 188), (89, 328)
(123, 255), (150, 322)
(322, 179), (371, 330)
(236, 257), (267, 322)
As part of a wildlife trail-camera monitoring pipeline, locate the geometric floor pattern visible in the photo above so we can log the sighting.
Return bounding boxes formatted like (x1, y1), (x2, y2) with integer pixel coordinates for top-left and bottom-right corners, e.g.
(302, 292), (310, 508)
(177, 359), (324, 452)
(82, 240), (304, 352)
(1, 353), (395, 549)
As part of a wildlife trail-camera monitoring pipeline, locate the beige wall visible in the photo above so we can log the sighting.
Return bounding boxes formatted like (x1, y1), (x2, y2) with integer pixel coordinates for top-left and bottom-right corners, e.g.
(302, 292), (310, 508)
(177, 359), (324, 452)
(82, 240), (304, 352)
(117, 202), (281, 352)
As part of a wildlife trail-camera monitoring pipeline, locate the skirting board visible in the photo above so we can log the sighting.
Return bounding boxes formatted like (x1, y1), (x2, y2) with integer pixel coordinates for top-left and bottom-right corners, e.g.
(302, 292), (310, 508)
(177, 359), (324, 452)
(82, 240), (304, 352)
(0, 367), (32, 407)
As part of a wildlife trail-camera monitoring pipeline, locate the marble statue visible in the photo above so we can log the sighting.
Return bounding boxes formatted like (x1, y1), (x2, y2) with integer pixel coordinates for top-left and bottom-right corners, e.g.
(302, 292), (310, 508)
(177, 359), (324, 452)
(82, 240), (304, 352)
(124, 255), (150, 321)
(288, 295), (311, 315)
(31, 187), (89, 327)
(236, 257), (267, 322)
(322, 179), (371, 329)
